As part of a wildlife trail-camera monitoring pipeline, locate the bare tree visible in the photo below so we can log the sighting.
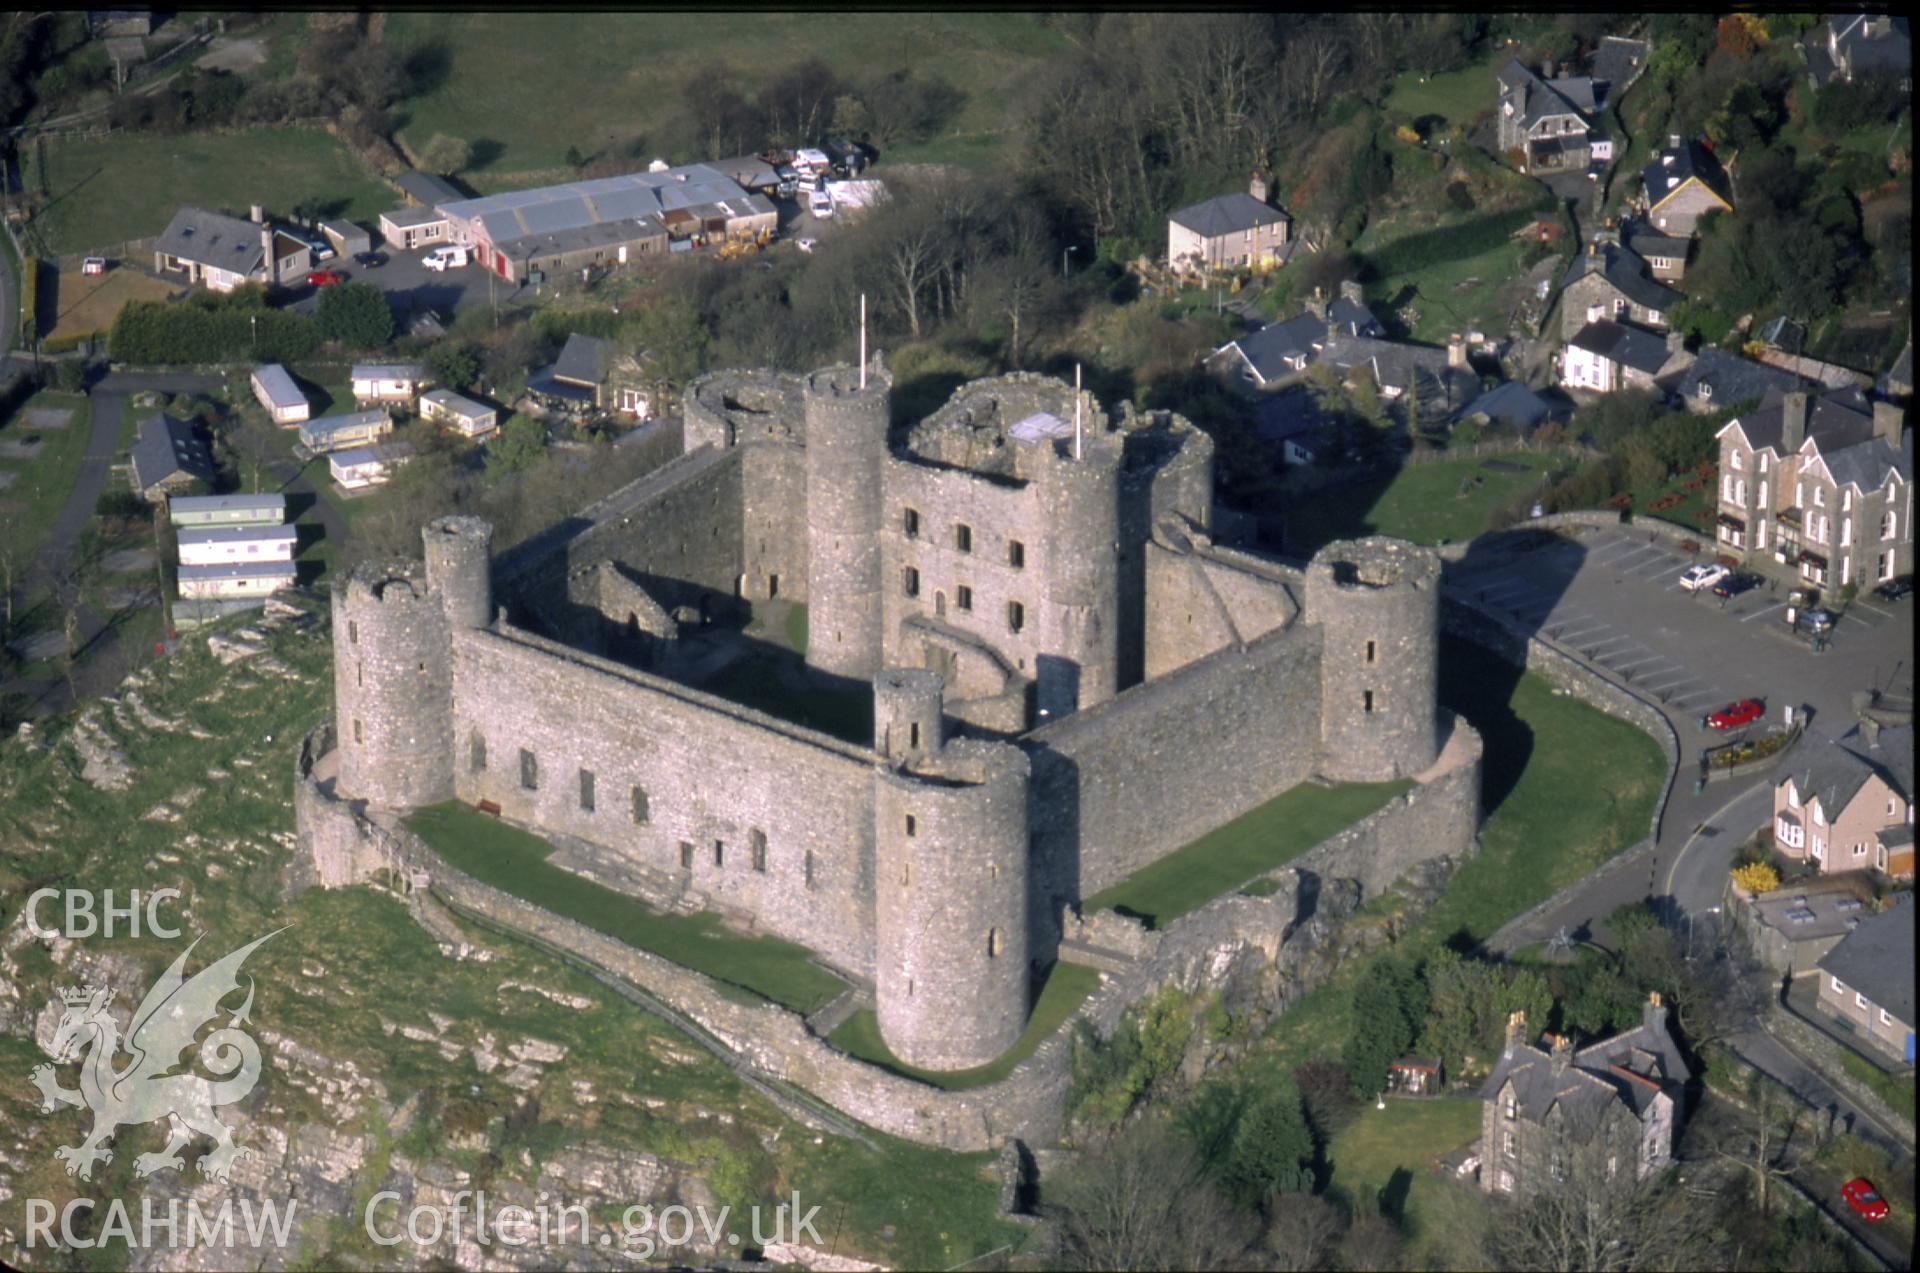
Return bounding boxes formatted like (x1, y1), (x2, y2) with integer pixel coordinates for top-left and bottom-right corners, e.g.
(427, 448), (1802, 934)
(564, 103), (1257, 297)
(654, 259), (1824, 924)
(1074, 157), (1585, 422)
(1490, 1137), (1717, 1273)
(1048, 1120), (1256, 1271)
(1260, 1191), (1346, 1272)
(871, 193), (954, 340)
(1711, 1071), (1821, 1217)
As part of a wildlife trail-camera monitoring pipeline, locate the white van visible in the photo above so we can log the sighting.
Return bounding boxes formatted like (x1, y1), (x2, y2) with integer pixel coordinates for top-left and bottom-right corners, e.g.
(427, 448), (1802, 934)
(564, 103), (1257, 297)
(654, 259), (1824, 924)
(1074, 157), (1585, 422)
(422, 245), (469, 271)
(808, 190), (834, 220)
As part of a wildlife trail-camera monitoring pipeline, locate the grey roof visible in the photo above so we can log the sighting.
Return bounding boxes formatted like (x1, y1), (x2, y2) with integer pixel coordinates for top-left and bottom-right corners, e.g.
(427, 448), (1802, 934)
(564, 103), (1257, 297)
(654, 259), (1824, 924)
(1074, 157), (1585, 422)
(168, 493), (285, 520)
(130, 415), (213, 491)
(1675, 349), (1804, 408)
(1821, 427), (1912, 492)
(1845, 723), (1914, 803)
(1498, 59), (1590, 130)
(395, 171), (465, 207)
(1817, 893), (1915, 1027)
(1590, 36), (1651, 102)
(178, 561), (297, 582)
(1570, 319), (1672, 376)
(1719, 384), (1872, 455)
(1779, 732), (1889, 821)
(1170, 191), (1289, 238)
(497, 214), (667, 266)
(1562, 243), (1683, 314)
(331, 440), (417, 468)
(381, 206), (448, 229)
(300, 409), (392, 444)
(1829, 15), (1911, 78)
(177, 524), (298, 549)
(1464, 380), (1551, 429)
(1253, 385), (1338, 448)
(1480, 1004), (1688, 1133)
(250, 363), (306, 410)
(1644, 137), (1733, 213)
(1624, 227), (1690, 263)
(438, 165), (761, 254)
(551, 332), (612, 387)
(709, 154), (781, 190)
(351, 363), (425, 383)
(1329, 294), (1382, 337)
(153, 206), (263, 275)
(420, 388), (495, 420)
(1881, 341), (1914, 397)
(1547, 75), (1597, 114)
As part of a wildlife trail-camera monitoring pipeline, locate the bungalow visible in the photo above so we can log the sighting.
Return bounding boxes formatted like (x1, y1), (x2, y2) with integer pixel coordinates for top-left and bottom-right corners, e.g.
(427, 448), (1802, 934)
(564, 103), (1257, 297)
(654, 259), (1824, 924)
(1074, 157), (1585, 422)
(1168, 172), (1291, 274)
(1815, 891), (1915, 1063)
(1253, 386), (1341, 466)
(394, 170), (464, 208)
(1640, 137), (1733, 239)
(129, 414), (214, 502)
(1214, 312), (1326, 388)
(1562, 320), (1683, 395)
(299, 409), (394, 454)
(419, 389), (499, 440)
(176, 523), (298, 567)
(153, 206), (312, 293)
(352, 364), (430, 407)
(378, 205), (452, 252)
(330, 441), (416, 491)
(177, 560), (298, 600)
(1622, 224), (1690, 283)
(526, 333), (655, 418)
(1495, 60), (1593, 174)
(250, 364), (310, 426)
(168, 493), (286, 528)
(1773, 723), (1914, 879)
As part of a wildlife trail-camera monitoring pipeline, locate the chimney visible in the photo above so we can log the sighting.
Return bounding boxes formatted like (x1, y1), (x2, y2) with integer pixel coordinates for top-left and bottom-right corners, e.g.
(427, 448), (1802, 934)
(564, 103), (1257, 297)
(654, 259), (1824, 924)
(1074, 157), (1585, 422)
(1666, 329), (1686, 357)
(1782, 392), (1809, 453)
(249, 204), (264, 224)
(1541, 60), (1553, 80)
(1339, 278), (1364, 306)
(1549, 1032), (1573, 1074)
(1862, 716), (1883, 749)
(1505, 1010), (1528, 1052)
(1249, 169), (1269, 204)
(261, 225), (275, 280)
(1873, 400), (1905, 447)
(1642, 990), (1665, 1034)
(1668, 134), (1683, 151)
(1447, 334), (1467, 369)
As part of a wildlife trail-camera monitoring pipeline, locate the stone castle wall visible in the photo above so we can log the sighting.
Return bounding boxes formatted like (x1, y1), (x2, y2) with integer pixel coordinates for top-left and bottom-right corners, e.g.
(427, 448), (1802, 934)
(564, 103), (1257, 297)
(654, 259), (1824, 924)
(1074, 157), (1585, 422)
(1141, 532), (1303, 679)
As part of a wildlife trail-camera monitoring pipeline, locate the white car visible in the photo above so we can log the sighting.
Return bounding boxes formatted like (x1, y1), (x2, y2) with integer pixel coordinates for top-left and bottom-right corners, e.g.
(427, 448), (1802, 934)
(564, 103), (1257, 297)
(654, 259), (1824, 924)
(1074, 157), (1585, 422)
(1678, 564), (1729, 593)
(421, 245), (469, 271)
(808, 191), (834, 220)
(795, 236), (818, 254)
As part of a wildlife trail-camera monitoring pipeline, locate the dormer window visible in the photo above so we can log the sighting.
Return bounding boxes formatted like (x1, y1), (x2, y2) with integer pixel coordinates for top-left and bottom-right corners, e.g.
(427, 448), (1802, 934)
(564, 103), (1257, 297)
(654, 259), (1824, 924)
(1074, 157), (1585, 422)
(1786, 784), (1800, 808)
(1729, 451), (1743, 471)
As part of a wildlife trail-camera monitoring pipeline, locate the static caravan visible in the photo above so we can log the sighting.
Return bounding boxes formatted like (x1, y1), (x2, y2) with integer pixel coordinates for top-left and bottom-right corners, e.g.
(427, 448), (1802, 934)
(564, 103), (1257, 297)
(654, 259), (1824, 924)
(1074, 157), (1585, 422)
(167, 493), (287, 529)
(176, 524), (298, 567)
(330, 441), (416, 490)
(299, 409), (394, 454)
(351, 363), (429, 406)
(418, 389), (499, 439)
(177, 561), (297, 600)
(250, 364), (311, 425)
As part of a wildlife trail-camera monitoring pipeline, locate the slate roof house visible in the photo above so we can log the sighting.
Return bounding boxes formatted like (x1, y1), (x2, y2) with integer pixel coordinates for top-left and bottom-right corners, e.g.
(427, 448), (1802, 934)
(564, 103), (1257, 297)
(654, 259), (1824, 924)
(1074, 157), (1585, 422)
(1562, 320), (1685, 395)
(153, 206), (312, 293)
(1167, 172), (1292, 275)
(1802, 15), (1911, 90)
(528, 333), (655, 418)
(1714, 386), (1913, 589)
(1676, 349), (1807, 415)
(1495, 60), (1594, 173)
(1459, 380), (1554, 433)
(1773, 723), (1914, 880)
(1639, 137), (1734, 239)
(129, 414), (214, 502)
(1480, 997), (1688, 1200)
(1213, 311), (1477, 423)
(1559, 239), (1683, 340)
(1589, 35), (1652, 109)
(1622, 223), (1691, 282)
(1815, 891), (1915, 1063)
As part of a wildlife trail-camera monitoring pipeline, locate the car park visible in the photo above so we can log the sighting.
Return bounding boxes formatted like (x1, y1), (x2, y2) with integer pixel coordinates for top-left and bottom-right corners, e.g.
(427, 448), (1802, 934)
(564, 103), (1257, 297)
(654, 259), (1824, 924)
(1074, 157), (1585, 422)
(1841, 1177), (1889, 1222)
(1710, 571), (1762, 599)
(1706, 698), (1764, 730)
(422, 245), (470, 271)
(1873, 577), (1913, 602)
(1679, 563), (1729, 592)
(1792, 607), (1835, 635)
(304, 270), (346, 287)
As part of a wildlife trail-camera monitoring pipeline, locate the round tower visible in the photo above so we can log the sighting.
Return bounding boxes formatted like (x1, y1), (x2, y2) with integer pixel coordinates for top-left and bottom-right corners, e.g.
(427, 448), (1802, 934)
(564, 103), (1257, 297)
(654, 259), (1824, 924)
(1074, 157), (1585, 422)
(1033, 430), (1124, 717)
(804, 361), (892, 679)
(874, 666), (944, 765)
(1304, 537), (1442, 782)
(423, 515), (494, 631)
(872, 738), (1030, 1071)
(332, 560), (455, 809)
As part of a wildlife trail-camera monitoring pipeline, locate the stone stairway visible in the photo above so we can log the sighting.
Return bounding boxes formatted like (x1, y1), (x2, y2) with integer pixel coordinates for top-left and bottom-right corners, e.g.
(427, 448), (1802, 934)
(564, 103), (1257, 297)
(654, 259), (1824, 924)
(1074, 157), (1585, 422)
(1056, 938), (1136, 974)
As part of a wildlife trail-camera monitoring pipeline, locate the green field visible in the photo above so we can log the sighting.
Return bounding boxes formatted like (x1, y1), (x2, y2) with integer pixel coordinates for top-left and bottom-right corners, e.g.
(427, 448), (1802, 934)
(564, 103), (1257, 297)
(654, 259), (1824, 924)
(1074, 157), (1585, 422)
(383, 12), (1064, 179)
(828, 961), (1101, 1090)
(1082, 778), (1413, 928)
(0, 390), (91, 582)
(1382, 54), (1504, 129)
(406, 801), (848, 1014)
(1325, 1097), (1485, 1244)
(23, 129), (397, 256)
(1285, 451), (1571, 555)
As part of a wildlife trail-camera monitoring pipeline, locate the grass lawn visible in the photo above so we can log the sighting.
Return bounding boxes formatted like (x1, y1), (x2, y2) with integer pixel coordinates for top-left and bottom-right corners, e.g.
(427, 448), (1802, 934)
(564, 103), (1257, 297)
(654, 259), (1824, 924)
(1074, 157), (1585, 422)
(405, 801), (847, 1014)
(1325, 1097), (1486, 1257)
(1082, 779), (1413, 928)
(1377, 236), (1537, 345)
(1284, 451), (1570, 556)
(22, 129), (397, 256)
(43, 263), (174, 345)
(1382, 54), (1504, 129)
(827, 962), (1101, 1090)
(383, 12), (1064, 179)
(0, 390), (92, 579)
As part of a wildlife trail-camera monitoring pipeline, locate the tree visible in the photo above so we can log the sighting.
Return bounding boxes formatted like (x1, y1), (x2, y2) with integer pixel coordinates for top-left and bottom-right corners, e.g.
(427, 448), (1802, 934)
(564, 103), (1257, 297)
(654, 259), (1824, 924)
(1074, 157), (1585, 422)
(1259, 1192), (1346, 1272)
(1342, 953), (1428, 1098)
(624, 298), (710, 393)
(1048, 1121), (1256, 1271)
(424, 340), (482, 392)
(1224, 1080), (1315, 1205)
(314, 283), (395, 350)
(419, 133), (472, 176)
(1492, 1148), (1715, 1272)
(1712, 1073), (1819, 1218)
(484, 414), (549, 480)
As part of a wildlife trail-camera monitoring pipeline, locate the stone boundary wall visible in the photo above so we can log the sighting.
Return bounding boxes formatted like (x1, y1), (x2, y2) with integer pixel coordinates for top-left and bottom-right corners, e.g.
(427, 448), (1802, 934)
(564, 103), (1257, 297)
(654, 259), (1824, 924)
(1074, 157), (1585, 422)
(1759, 1002), (1917, 1145)
(1530, 509), (1713, 554)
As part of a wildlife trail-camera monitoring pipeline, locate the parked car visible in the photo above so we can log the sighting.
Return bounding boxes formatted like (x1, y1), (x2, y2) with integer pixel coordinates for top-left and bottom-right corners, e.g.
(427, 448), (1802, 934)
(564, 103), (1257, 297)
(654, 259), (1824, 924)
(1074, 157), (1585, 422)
(1679, 563), (1730, 593)
(1841, 1177), (1889, 1222)
(1872, 576), (1913, 602)
(353, 251), (386, 269)
(304, 270), (346, 287)
(81, 257), (107, 276)
(794, 237), (818, 254)
(1706, 699), (1765, 730)
(1711, 571), (1762, 598)
(422, 245), (469, 271)
(808, 189), (834, 219)
(1793, 607), (1835, 635)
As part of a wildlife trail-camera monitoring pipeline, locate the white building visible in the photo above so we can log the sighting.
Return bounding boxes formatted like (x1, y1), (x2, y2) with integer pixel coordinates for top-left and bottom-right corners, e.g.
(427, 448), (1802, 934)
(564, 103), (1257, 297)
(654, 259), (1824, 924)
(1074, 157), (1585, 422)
(299, 409), (394, 454)
(330, 441), (416, 490)
(419, 389), (499, 439)
(177, 561), (297, 599)
(176, 524), (298, 567)
(351, 364), (430, 406)
(250, 364), (310, 426)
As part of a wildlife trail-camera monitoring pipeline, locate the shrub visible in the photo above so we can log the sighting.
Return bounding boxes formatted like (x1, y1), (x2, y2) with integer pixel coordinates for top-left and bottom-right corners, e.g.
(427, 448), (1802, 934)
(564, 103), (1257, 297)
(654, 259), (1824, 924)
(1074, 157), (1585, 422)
(54, 359), (87, 393)
(108, 300), (319, 365)
(314, 282), (395, 350)
(1445, 180), (1476, 213)
(1731, 862), (1780, 894)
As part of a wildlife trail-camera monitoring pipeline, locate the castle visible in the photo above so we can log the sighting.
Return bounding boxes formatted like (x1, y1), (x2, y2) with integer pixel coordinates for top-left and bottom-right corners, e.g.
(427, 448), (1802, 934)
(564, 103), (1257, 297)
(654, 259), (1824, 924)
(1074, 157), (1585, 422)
(315, 360), (1479, 1072)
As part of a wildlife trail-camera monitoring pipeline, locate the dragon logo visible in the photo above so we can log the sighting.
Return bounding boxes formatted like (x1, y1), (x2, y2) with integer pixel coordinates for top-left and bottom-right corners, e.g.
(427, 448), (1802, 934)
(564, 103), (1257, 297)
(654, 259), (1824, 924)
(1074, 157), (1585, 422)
(28, 930), (284, 1183)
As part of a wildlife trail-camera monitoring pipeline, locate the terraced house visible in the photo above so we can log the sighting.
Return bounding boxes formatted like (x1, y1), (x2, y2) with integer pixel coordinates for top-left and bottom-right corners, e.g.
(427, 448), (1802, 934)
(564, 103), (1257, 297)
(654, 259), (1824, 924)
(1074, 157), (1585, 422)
(1773, 724), (1914, 880)
(1713, 387), (1913, 590)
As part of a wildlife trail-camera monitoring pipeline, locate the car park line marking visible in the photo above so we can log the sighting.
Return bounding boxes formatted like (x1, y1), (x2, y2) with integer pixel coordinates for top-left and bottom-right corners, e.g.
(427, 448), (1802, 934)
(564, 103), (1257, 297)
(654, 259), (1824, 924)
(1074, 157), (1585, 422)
(1854, 600), (1897, 619)
(1553, 621), (1610, 641)
(1603, 544), (1659, 567)
(1652, 561), (1697, 581)
(1609, 655), (1673, 673)
(1741, 602), (1788, 623)
(1581, 635), (1636, 653)
(1670, 691), (1723, 709)
(1644, 674), (1699, 693)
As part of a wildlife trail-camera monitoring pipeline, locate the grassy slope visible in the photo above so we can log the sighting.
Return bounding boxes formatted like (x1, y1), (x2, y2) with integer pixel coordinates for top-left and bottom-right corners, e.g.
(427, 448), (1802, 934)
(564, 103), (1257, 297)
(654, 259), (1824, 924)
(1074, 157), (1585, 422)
(24, 129), (396, 256)
(383, 12), (1063, 179)
(1325, 1097), (1485, 1253)
(406, 801), (847, 1015)
(1284, 451), (1570, 555)
(1082, 778), (1413, 927)
(829, 962), (1102, 1090)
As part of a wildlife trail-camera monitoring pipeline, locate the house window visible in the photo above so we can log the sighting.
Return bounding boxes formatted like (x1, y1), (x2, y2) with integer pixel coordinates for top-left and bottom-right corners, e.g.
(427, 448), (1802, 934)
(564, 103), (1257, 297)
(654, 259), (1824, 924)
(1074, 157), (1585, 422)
(1853, 843), (1867, 857)
(1882, 510), (1898, 540)
(713, 840), (726, 867)
(1811, 838), (1825, 860)
(955, 524), (972, 553)
(1502, 1092), (1517, 1119)
(1813, 486), (1825, 508)
(1857, 992), (1870, 1009)
(1880, 1008), (1894, 1025)
(904, 507), (920, 538)
(470, 731), (487, 773)
(1776, 817), (1804, 849)
(1832, 975), (1845, 994)
(1008, 540), (1025, 569)
(750, 828), (767, 873)
(578, 769), (595, 812)
(1812, 803), (1825, 826)
(519, 749), (538, 790)
(903, 566), (920, 598)
(901, 859), (910, 887)
(956, 584), (973, 612)
(1881, 553), (1895, 580)
(1008, 600), (1025, 633)
(1503, 1132), (1516, 1158)
(1549, 1151), (1566, 1182)
(679, 841), (694, 869)
(1498, 1170), (1514, 1193)
(1729, 450), (1743, 471)
(1787, 785), (1801, 808)
(632, 785), (650, 824)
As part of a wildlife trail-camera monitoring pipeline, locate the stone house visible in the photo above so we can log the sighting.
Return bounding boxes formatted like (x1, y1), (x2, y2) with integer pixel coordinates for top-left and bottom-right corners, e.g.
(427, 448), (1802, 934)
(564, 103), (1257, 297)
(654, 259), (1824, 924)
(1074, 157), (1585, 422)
(1480, 996), (1688, 1200)
(1773, 723), (1914, 879)
(1802, 15), (1911, 90)
(1495, 60), (1592, 173)
(1559, 240), (1682, 341)
(1167, 173), (1291, 274)
(1815, 891), (1915, 1063)
(129, 414), (214, 502)
(153, 206), (312, 293)
(1675, 348), (1807, 416)
(1623, 224), (1690, 283)
(529, 333), (656, 418)
(1713, 387), (1913, 590)
(1639, 137), (1733, 239)
(1733, 877), (1875, 976)
(1562, 320), (1685, 395)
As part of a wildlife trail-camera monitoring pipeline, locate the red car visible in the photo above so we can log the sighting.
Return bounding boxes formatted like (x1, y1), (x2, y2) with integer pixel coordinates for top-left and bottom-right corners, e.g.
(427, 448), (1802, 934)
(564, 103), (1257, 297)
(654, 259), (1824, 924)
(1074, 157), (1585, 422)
(1841, 1177), (1889, 1222)
(1706, 699), (1764, 730)
(305, 270), (345, 286)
